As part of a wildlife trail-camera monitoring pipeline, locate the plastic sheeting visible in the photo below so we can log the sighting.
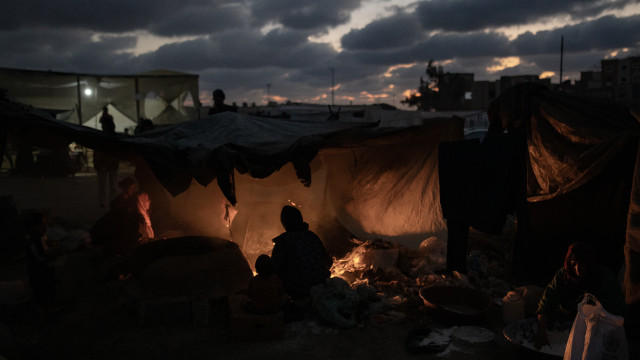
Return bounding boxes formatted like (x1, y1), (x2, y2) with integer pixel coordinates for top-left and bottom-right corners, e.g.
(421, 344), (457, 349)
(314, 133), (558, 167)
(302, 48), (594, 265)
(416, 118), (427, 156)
(488, 83), (640, 202)
(488, 83), (640, 298)
(1, 98), (464, 267)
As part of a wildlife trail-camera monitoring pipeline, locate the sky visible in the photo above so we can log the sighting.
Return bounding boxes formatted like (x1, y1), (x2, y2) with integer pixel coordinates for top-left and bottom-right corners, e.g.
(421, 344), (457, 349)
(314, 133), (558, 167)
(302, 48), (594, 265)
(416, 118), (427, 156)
(1, 0), (639, 109)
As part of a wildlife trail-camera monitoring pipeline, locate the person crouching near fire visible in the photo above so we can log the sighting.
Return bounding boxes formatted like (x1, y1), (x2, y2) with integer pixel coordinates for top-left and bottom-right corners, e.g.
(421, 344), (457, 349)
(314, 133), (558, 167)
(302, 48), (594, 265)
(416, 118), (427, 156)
(271, 206), (332, 301)
(94, 177), (154, 259)
(534, 241), (627, 349)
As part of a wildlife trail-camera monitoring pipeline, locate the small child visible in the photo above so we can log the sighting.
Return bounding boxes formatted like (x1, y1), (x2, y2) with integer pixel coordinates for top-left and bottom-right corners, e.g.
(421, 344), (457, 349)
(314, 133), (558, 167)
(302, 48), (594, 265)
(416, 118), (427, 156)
(245, 254), (285, 314)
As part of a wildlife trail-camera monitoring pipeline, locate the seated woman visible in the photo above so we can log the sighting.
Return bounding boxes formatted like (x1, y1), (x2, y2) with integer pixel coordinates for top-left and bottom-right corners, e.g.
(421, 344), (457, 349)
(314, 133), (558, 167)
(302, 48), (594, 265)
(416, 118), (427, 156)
(535, 242), (627, 348)
(271, 206), (332, 299)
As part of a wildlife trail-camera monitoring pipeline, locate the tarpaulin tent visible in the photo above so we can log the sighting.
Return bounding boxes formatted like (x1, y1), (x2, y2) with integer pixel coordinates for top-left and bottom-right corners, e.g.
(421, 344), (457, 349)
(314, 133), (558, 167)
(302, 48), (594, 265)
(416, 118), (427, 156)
(0, 94), (463, 266)
(0, 68), (200, 132)
(439, 83), (640, 307)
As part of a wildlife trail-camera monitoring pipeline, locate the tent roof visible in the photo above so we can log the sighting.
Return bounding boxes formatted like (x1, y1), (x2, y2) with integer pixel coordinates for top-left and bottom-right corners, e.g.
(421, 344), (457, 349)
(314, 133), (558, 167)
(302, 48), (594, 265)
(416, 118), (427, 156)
(1, 96), (459, 205)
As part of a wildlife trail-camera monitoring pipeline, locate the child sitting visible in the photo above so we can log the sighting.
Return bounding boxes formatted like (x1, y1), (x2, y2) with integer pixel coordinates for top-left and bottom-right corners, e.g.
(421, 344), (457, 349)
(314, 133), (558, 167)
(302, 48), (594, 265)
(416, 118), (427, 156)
(244, 255), (285, 315)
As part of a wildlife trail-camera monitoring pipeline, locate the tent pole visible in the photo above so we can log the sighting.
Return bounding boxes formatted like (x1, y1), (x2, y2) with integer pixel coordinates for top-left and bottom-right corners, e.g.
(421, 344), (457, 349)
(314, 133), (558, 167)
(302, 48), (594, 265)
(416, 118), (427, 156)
(135, 77), (141, 123)
(75, 75), (83, 125)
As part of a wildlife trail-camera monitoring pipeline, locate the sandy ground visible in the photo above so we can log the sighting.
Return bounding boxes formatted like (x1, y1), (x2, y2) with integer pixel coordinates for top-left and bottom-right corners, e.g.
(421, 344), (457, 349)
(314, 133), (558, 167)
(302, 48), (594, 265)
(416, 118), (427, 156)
(0, 170), (583, 360)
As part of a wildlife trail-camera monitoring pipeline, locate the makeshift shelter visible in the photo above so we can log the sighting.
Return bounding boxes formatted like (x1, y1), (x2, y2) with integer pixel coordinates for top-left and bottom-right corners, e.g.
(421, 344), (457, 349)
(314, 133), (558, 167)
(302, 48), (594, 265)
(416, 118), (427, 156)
(0, 68), (200, 132)
(0, 94), (464, 268)
(439, 83), (640, 307)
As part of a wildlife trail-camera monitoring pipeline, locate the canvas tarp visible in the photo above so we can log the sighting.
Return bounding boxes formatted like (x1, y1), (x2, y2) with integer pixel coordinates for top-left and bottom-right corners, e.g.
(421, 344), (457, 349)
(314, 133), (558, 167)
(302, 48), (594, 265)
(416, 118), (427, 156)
(0, 68), (200, 131)
(0, 96), (463, 266)
(486, 83), (640, 303)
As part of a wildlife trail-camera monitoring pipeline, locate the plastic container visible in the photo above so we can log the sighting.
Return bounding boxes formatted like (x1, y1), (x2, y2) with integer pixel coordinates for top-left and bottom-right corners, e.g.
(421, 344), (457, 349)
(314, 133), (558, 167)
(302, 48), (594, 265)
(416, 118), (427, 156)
(502, 291), (525, 324)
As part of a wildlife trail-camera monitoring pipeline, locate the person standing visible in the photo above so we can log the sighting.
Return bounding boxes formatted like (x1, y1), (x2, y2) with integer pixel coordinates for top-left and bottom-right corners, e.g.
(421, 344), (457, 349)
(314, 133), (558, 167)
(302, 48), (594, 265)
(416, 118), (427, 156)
(94, 106), (119, 208)
(208, 89), (237, 115)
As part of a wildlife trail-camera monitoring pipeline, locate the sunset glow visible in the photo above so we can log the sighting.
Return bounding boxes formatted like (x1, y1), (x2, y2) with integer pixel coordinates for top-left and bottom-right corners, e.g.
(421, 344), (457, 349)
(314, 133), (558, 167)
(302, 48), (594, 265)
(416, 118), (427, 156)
(487, 57), (521, 73)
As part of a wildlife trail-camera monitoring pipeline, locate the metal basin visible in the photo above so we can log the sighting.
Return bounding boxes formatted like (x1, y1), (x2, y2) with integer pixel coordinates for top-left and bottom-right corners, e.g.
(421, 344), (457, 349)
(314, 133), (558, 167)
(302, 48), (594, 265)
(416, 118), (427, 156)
(419, 285), (493, 320)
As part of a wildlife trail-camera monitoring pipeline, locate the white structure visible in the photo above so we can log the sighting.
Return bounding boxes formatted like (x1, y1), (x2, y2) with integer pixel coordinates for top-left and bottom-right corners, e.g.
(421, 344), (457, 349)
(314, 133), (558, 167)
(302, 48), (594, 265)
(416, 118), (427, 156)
(0, 68), (201, 132)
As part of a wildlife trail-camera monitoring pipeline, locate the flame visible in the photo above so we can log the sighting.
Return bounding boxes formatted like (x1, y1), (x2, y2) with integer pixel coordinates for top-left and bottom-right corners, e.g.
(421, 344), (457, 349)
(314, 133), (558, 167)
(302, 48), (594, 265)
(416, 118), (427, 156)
(330, 240), (372, 280)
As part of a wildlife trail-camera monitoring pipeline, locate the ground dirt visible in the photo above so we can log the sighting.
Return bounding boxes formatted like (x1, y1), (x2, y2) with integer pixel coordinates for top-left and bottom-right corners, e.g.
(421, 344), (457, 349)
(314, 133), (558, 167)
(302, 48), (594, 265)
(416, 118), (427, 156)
(0, 169), (579, 360)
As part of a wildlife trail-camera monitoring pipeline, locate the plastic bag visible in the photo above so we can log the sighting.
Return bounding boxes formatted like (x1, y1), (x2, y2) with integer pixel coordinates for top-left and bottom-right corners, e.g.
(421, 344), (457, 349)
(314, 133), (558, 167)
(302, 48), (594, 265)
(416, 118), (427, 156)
(564, 293), (628, 360)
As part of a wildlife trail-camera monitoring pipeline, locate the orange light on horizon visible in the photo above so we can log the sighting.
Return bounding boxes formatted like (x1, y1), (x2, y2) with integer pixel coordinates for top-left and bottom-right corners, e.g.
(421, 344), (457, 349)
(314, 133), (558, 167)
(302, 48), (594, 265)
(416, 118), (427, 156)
(540, 71), (555, 79)
(360, 91), (389, 102)
(383, 63), (417, 78)
(487, 57), (521, 73)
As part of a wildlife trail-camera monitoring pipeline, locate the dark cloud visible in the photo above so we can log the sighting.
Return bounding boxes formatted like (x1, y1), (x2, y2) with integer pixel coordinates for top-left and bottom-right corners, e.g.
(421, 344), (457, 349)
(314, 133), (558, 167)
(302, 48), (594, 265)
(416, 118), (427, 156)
(0, 28), (136, 73)
(250, 0), (362, 31)
(415, 0), (637, 32)
(410, 31), (512, 60)
(341, 13), (424, 50)
(0, 0), (237, 34)
(0, 0), (638, 107)
(149, 5), (248, 36)
(133, 29), (337, 72)
(512, 14), (640, 55)
(263, 28), (311, 48)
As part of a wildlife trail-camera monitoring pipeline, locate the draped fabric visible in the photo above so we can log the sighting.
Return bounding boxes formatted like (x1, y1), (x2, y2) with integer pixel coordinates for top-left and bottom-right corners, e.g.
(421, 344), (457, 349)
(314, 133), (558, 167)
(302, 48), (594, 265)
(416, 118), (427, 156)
(488, 83), (640, 298)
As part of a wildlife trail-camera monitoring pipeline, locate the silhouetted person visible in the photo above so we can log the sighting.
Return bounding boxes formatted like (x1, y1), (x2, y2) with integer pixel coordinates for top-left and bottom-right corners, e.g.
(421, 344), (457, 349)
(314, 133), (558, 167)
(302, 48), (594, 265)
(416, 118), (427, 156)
(134, 118), (154, 134)
(534, 242), (627, 349)
(208, 89), (237, 115)
(92, 177), (154, 259)
(244, 254), (285, 314)
(271, 206), (332, 299)
(93, 107), (119, 207)
(24, 211), (56, 307)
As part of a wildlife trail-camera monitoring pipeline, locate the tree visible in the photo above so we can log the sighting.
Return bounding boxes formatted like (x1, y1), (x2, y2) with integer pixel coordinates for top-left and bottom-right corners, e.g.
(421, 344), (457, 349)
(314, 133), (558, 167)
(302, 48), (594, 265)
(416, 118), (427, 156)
(402, 59), (442, 111)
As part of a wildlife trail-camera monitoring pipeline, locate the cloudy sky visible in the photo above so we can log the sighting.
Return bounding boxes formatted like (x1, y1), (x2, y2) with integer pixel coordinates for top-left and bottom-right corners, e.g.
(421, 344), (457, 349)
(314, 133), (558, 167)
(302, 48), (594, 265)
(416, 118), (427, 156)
(1, 0), (639, 109)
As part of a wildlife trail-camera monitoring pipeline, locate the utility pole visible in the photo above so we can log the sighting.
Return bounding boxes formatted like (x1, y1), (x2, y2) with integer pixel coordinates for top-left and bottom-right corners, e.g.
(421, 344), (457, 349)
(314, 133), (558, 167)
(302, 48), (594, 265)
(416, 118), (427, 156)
(329, 68), (335, 106)
(559, 35), (564, 90)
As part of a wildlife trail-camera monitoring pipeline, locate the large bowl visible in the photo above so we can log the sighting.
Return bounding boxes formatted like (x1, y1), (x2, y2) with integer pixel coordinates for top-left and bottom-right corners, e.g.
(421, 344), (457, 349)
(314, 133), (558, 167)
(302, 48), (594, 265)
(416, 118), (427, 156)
(419, 285), (493, 320)
(503, 317), (570, 358)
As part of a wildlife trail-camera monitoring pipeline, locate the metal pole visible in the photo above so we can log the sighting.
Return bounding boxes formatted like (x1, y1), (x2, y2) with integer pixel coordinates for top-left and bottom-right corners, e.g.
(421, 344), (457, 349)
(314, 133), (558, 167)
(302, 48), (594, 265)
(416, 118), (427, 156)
(329, 68), (335, 106)
(75, 75), (83, 125)
(135, 77), (141, 123)
(559, 35), (564, 90)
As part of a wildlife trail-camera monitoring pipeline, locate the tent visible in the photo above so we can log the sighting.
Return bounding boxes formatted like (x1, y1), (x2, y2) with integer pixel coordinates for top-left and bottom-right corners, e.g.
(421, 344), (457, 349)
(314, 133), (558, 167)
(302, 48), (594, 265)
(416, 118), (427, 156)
(0, 68), (200, 132)
(0, 94), (464, 266)
(439, 83), (640, 307)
